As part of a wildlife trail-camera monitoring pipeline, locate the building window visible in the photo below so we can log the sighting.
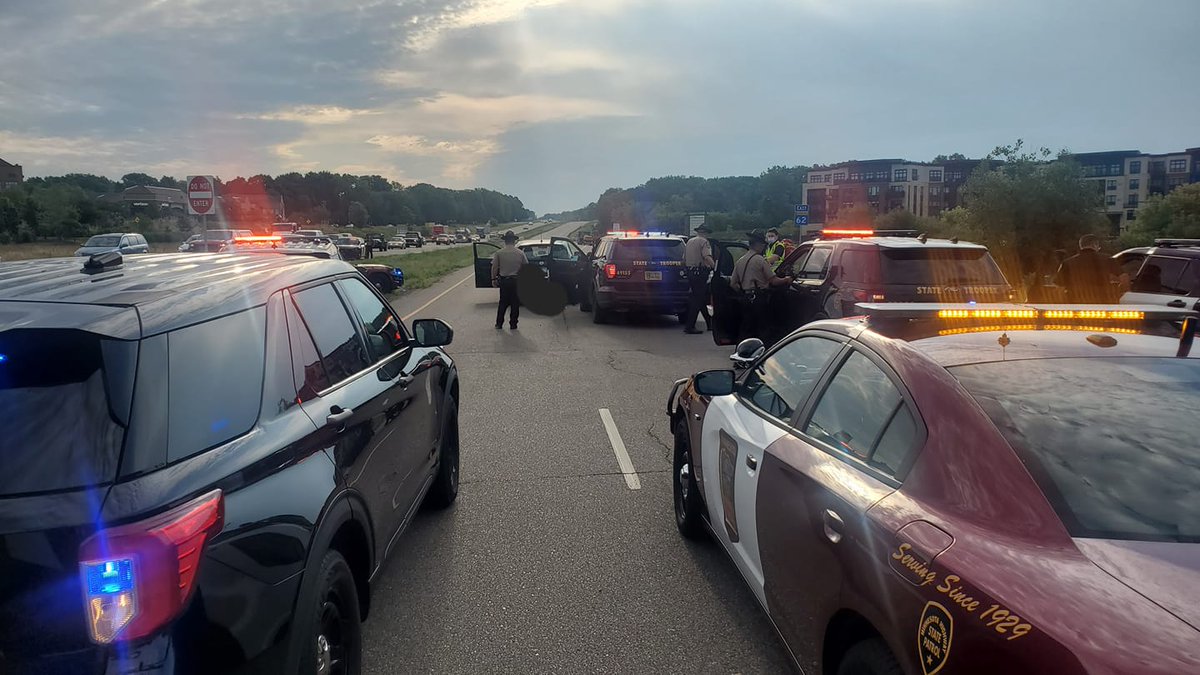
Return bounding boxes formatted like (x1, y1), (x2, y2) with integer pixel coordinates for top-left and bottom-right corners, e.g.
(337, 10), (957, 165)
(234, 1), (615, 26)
(929, 169), (943, 181)
(911, 169), (920, 180)
(1105, 195), (1117, 206)
(1126, 195), (1139, 207)
(1129, 178), (1140, 190)
(841, 201), (854, 209)
(833, 172), (846, 182)
(867, 186), (880, 197)
(808, 174), (821, 183)
(890, 185), (905, 194)
(1150, 161), (1165, 172)
(948, 171), (964, 181)
(1126, 210), (1137, 221)
(1109, 164), (1122, 175)
(894, 169), (908, 181)
(1169, 177), (1186, 189)
(930, 186), (942, 196)
(1106, 179), (1117, 191)
(1169, 159), (1187, 173)
(1129, 160), (1141, 174)
(849, 172), (861, 181)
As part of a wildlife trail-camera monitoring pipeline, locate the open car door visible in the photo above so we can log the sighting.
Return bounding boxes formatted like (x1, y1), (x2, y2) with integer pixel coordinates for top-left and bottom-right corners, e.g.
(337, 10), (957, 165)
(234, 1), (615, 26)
(549, 236), (590, 304)
(711, 240), (749, 346)
(473, 241), (500, 288)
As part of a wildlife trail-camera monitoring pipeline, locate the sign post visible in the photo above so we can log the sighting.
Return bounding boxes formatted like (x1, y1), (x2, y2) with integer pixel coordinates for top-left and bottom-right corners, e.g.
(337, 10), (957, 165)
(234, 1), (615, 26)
(187, 175), (217, 239)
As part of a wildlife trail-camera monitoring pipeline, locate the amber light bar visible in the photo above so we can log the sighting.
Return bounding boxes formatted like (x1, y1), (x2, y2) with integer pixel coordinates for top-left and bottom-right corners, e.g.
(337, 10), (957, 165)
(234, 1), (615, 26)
(821, 228), (875, 237)
(938, 309), (1038, 319)
(1041, 309), (1144, 320)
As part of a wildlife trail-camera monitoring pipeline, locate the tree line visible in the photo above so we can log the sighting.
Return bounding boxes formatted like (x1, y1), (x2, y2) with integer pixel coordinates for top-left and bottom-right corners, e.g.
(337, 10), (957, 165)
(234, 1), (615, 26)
(0, 171), (533, 244)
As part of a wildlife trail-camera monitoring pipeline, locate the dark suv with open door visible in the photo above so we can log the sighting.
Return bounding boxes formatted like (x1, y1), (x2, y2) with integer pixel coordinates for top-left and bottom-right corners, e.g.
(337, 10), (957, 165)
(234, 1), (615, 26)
(472, 235), (590, 304)
(709, 231), (1011, 345)
(0, 251), (460, 674)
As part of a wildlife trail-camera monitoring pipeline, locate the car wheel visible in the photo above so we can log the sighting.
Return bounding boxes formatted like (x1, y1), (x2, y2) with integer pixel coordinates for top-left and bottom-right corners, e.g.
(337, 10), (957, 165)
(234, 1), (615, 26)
(301, 551), (362, 675)
(579, 286), (593, 312)
(673, 418), (705, 539)
(425, 400), (459, 509)
(592, 290), (609, 324)
(368, 273), (393, 293)
(836, 638), (902, 675)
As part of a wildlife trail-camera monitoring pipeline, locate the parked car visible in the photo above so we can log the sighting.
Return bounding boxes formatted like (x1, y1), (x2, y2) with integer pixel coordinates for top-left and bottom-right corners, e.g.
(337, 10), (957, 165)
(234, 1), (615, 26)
(0, 250), (456, 673)
(368, 236), (389, 252)
(295, 229), (325, 238)
(388, 236), (408, 250)
(74, 232), (150, 257)
(335, 236), (369, 260)
(435, 234), (452, 245)
(577, 233), (688, 323)
(1115, 238), (1200, 311)
(404, 232), (425, 248)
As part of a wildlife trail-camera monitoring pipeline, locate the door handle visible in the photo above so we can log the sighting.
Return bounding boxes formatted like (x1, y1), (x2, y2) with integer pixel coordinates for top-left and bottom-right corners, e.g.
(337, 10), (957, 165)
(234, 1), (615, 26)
(1168, 299), (1186, 308)
(745, 454), (758, 471)
(693, 413), (702, 420)
(823, 509), (844, 544)
(327, 405), (353, 429)
(396, 374), (414, 388)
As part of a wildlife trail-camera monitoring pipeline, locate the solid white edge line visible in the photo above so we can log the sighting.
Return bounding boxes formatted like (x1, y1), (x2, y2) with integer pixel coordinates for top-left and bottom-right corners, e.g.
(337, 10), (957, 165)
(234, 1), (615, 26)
(402, 272), (474, 321)
(599, 408), (641, 490)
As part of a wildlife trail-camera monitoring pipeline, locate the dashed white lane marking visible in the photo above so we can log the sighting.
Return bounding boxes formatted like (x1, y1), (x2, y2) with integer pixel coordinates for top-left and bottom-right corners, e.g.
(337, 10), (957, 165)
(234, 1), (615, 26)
(402, 273), (474, 321)
(599, 408), (641, 490)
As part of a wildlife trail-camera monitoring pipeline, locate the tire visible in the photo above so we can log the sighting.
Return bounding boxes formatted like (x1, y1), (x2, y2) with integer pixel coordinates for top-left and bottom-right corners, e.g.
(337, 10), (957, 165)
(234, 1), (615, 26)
(836, 638), (902, 675)
(580, 283), (594, 312)
(299, 551), (362, 675)
(425, 400), (459, 509)
(368, 273), (393, 294)
(673, 418), (705, 539)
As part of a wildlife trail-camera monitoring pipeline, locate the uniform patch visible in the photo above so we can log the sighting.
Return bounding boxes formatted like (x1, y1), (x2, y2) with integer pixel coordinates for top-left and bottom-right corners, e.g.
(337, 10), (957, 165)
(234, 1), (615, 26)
(918, 601), (953, 675)
(717, 429), (739, 542)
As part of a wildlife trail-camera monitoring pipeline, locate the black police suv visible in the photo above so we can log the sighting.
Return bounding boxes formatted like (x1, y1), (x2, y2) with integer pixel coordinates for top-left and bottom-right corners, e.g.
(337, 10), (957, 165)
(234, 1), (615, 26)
(577, 233), (689, 324)
(470, 235), (592, 304)
(1113, 238), (1200, 311)
(0, 251), (459, 674)
(709, 231), (1012, 345)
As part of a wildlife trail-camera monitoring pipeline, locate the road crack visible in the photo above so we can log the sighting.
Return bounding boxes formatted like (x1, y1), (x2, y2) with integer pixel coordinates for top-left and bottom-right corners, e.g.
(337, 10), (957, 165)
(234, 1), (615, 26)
(646, 421), (673, 462)
(604, 350), (657, 379)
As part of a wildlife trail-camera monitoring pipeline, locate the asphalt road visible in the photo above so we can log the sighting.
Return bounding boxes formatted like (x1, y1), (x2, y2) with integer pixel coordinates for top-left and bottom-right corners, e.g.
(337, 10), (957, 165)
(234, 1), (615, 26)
(363, 222), (795, 673)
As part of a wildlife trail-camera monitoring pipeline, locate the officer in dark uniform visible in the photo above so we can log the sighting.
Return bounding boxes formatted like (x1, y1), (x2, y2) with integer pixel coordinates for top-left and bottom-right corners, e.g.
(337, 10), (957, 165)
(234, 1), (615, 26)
(731, 230), (793, 342)
(1055, 234), (1128, 303)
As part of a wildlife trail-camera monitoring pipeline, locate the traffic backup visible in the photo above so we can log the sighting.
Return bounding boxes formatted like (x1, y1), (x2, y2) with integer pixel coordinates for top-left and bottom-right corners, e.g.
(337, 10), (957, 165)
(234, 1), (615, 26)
(0, 251), (458, 673)
(668, 303), (1200, 675)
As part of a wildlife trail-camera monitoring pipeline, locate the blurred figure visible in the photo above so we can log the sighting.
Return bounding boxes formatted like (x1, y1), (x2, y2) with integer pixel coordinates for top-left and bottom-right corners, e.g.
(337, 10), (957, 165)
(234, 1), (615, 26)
(1054, 234), (1127, 303)
(682, 223), (715, 334)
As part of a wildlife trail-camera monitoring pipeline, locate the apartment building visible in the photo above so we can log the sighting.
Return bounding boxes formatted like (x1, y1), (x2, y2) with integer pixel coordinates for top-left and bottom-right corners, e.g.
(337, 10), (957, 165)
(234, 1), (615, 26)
(801, 158), (981, 227)
(803, 148), (1200, 234)
(0, 157), (23, 190)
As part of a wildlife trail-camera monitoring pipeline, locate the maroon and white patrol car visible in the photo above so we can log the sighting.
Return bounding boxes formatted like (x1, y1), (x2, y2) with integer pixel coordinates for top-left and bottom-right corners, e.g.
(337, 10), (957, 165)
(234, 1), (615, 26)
(668, 303), (1200, 675)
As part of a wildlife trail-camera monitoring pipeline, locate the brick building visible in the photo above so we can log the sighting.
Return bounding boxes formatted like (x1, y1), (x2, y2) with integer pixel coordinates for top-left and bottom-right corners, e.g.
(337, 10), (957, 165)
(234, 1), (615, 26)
(0, 157), (23, 190)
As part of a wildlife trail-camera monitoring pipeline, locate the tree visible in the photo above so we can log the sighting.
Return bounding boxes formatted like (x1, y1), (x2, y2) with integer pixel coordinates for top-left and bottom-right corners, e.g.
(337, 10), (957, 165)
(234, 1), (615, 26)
(932, 153), (967, 162)
(1121, 183), (1200, 247)
(347, 201), (369, 227)
(935, 139), (1106, 281)
(120, 173), (158, 189)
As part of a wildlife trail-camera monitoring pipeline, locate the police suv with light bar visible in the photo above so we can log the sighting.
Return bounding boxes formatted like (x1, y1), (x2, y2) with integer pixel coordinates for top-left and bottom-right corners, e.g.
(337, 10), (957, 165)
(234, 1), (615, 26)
(668, 302), (1199, 675)
(0, 250), (459, 674)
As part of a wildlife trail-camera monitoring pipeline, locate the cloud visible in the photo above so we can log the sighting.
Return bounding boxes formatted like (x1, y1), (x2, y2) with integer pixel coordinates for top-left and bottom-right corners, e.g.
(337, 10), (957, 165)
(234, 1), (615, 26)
(0, 130), (138, 160)
(242, 106), (380, 125)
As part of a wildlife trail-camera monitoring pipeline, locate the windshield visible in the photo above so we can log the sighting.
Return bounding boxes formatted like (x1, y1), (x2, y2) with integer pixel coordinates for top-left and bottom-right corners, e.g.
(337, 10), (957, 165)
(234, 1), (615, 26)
(881, 248), (1007, 285)
(83, 235), (121, 247)
(953, 358), (1200, 543)
(0, 329), (137, 496)
(613, 240), (684, 262)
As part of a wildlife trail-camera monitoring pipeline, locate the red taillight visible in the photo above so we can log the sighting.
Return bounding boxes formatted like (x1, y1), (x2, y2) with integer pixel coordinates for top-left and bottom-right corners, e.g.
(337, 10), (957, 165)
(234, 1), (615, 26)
(605, 264), (617, 279)
(852, 289), (885, 302)
(78, 490), (224, 643)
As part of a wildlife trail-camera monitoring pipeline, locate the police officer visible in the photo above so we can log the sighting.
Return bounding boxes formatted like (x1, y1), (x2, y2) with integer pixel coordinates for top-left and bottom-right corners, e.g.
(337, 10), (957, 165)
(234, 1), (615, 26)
(764, 227), (786, 270)
(492, 230), (528, 329)
(682, 223), (716, 334)
(731, 230), (793, 342)
(1054, 234), (1128, 303)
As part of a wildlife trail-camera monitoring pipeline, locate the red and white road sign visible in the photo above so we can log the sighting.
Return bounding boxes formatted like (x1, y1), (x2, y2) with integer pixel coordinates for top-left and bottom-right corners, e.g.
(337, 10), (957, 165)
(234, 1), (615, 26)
(186, 175), (216, 216)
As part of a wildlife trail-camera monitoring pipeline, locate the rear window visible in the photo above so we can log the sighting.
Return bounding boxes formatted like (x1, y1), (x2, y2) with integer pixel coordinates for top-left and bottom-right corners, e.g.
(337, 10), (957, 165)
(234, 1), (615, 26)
(0, 330), (137, 496)
(612, 239), (684, 262)
(953, 357), (1200, 543)
(881, 248), (1007, 285)
(84, 235), (121, 247)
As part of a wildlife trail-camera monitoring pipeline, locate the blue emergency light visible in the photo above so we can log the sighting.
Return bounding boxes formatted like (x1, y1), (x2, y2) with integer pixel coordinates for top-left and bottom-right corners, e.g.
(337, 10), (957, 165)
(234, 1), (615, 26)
(84, 559), (135, 596)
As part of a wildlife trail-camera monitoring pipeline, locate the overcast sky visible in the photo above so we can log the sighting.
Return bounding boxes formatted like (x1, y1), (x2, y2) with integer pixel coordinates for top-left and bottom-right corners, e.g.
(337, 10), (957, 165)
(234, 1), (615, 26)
(1, 0), (1198, 213)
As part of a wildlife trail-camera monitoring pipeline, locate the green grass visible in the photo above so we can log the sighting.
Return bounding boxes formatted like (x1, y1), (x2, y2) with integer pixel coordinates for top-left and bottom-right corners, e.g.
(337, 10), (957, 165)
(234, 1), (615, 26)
(0, 241), (181, 261)
(375, 246), (474, 291)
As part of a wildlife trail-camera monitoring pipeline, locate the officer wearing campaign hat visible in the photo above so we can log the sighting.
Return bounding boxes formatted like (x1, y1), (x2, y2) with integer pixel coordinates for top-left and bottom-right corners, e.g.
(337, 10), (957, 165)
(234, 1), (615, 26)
(682, 222), (716, 333)
(731, 229), (793, 342)
(491, 230), (528, 329)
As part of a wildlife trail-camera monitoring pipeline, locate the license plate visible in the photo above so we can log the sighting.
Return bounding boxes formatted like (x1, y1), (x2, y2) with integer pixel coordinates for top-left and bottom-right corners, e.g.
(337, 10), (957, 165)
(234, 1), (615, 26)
(644, 271), (662, 280)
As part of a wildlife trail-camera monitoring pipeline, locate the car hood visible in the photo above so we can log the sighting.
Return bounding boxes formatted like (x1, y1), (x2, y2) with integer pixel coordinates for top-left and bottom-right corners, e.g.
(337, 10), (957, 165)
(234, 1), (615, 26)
(1075, 538), (1200, 631)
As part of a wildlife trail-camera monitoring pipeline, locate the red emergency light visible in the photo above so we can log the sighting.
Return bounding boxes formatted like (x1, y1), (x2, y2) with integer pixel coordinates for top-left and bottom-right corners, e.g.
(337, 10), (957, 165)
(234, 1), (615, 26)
(821, 228), (875, 238)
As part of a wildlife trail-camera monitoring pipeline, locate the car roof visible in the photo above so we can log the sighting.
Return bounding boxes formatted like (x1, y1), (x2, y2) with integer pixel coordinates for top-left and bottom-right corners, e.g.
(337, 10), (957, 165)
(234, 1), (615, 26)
(818, 237), (987, 250)
(0, 253), (352, 337)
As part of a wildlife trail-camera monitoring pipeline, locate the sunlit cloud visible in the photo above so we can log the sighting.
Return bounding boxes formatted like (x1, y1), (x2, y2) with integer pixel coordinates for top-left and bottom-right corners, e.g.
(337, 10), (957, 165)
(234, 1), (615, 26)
(241, 105), (381, 125)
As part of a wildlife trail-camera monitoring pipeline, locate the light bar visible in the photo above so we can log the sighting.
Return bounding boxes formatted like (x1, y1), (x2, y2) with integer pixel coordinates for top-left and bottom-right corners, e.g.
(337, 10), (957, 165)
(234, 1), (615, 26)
(1041, 309), (1144, 320)
(938, 309), (1037, 319)
(821, 228), (875, 237)
(233, 235), (282, 243)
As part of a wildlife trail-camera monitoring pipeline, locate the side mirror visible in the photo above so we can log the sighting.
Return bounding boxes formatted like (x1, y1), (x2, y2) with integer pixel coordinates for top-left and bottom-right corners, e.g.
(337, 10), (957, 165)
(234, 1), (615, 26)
(412, 318), (454, 347)
(693, 369), (735, 397)
(730, 338), (765, 370)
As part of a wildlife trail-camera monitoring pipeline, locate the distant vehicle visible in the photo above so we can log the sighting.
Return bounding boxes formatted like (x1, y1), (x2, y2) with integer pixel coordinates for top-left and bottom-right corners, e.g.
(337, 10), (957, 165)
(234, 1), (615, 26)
(74, 233), (150, 257)
(294, 229), (325, 238)
(435, 234), (452, 245)
(709, 229), (1013, 346)
(454, 234), (469, 244)
(0, 249), (452, 673)
(578, 232), (689, 324)
(404, 232), (424, 248)
(335, 236), (368, 260)
(178, 234), (203, 252)
(345, 223), (356, 229)
(271, 222), (299, 234)
(387, 236), (407, 250)
(368, 235), (388, 252)
(231, 235), (405, 292)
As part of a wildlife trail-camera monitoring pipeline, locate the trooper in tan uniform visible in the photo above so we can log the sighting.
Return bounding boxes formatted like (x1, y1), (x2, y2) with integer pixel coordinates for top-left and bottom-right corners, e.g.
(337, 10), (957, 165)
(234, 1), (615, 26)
(682, 223), (716, 334)
(491, 231), (528, 329)
(731, 230), (792, 342)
